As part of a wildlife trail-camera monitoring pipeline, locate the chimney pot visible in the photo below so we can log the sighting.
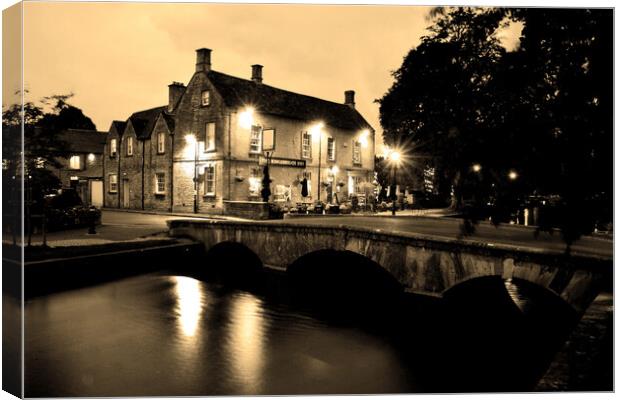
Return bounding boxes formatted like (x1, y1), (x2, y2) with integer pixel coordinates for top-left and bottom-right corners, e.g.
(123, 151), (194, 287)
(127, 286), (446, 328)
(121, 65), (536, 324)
(251, 64), (263, 84)
(345, 90), (355, 109)
(196, 48), (212, 73)
(168, 82), (185, 112)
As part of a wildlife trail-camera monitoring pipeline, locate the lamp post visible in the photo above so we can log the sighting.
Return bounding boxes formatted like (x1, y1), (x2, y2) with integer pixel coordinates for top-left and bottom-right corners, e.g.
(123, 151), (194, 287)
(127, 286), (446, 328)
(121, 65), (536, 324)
(310, 122), (324, 202)
(387, 149), (402, 216)
(185, 134), (198, 214)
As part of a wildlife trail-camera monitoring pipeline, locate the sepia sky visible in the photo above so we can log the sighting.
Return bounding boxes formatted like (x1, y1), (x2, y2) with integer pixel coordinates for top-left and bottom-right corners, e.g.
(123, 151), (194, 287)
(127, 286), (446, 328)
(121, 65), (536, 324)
(13, 2), (521, 154)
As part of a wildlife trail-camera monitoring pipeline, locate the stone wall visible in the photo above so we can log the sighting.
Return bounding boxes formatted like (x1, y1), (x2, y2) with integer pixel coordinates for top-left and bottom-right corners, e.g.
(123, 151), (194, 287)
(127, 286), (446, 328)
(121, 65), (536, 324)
(168, 219), (612, 315)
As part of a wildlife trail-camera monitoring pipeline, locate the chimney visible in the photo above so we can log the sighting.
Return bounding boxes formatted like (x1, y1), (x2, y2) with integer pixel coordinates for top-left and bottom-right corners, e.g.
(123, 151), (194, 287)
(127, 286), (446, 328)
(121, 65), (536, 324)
(344, 90), (355, 109)
(168, 82), (185, 112)
(195, 48), (212, 73)
(251, 64), (263, 84)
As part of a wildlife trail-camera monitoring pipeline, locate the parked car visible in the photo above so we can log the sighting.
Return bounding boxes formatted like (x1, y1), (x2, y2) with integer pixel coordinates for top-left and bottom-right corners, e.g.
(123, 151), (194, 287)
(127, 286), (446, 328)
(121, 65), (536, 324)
(43, 189), (102, 231)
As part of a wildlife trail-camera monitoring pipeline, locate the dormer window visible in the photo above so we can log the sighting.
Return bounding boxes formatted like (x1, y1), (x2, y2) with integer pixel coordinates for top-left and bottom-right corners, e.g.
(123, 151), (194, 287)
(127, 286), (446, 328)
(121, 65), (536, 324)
(201, 90), (210, 106)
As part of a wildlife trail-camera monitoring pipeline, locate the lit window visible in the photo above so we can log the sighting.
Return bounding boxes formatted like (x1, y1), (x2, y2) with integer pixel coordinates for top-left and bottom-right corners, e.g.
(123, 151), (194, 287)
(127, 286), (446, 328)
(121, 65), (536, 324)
(249, 167), (261, 197)
(35, 157), (45, 169)
(109, 174), (118, 193)
(110, 138), (117, 157)
(250, 125), (262, 154)
(273, 184), (290, 203)
(155, 172), (166, 194)
(157, 132), (165, 154)
(201, 90), (210, 106)
(204, 164), (215, 196)
(349, 175), (362, 195)
(127, 136), (133, 156)
(69, 155), (81, 170)
(353, 140), (362, 165)
(301, 131), (312, 159)
(205, 122), (216, 151)
(327, 137), (336, 161)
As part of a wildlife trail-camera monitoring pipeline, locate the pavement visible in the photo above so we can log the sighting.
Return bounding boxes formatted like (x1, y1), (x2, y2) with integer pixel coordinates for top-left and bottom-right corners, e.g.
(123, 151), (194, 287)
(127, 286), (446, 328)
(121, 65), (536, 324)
(5, 209), (613, 259)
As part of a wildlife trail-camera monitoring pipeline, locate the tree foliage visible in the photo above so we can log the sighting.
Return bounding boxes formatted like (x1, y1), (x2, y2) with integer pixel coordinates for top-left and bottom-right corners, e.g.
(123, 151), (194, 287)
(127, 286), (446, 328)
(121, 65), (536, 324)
(377, 7), (612, 248)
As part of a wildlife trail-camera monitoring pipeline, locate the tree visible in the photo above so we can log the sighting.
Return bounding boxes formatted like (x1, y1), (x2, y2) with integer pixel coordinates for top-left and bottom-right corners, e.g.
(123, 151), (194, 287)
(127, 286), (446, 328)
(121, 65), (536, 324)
(378, 7), (612, 250)
(3, 93), (98, 238)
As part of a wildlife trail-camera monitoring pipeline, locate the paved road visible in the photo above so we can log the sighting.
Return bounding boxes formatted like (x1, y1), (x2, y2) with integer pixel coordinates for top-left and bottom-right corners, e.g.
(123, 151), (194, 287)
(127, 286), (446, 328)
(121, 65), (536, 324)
(270, 216), (613, 259)
(17, 211), (612, 258)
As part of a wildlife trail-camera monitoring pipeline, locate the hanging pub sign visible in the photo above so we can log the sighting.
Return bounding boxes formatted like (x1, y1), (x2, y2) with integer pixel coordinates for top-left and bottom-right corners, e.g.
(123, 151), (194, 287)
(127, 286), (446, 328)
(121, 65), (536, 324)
(259, 156), (306, 168)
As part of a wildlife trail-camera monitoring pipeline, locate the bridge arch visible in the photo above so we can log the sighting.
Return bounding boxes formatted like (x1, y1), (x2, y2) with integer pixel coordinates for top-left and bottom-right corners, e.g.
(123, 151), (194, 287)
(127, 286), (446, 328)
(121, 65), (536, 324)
(168, 219), (610, 317)
(202, 241), (263, 283)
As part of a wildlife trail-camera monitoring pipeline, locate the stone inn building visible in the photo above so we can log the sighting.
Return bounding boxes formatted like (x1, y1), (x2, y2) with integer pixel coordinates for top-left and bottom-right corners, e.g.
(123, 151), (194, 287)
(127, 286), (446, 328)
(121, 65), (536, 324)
(103, 48), (375, 215)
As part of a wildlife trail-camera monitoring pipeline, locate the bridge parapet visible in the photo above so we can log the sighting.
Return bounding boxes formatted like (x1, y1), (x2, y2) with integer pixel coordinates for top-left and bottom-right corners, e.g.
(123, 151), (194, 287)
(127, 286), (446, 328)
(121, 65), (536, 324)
(168, 219), (611, 314)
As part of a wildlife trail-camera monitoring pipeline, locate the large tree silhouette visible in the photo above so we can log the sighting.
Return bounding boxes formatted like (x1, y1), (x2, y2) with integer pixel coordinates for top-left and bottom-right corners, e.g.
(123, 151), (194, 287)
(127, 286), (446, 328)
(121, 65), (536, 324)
(378, 7), (612, 249)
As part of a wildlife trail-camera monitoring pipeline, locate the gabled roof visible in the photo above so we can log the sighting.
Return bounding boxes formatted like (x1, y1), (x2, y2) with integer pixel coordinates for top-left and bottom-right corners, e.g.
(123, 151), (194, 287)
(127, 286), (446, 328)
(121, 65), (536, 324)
(59, 129), (107, 154)
(128, 106), (168, 140)
(206, 70), (372, 132)
(110, 120), (127, 135)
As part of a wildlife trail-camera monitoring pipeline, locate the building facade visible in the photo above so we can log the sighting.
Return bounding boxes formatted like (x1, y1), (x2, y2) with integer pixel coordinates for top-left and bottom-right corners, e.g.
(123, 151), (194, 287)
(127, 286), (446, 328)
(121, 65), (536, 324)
(48, 129), (107, 207)
(103, 48), (375, 214)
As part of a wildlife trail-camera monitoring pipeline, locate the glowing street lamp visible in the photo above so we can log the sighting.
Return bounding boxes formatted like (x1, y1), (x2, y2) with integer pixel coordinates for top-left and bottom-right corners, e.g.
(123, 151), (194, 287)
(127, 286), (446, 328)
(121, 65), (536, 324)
(386, 148), (403, 216)
(508, 170), (518, 181)
(472, 163), (481, 173)
(185, 134), (199, 213)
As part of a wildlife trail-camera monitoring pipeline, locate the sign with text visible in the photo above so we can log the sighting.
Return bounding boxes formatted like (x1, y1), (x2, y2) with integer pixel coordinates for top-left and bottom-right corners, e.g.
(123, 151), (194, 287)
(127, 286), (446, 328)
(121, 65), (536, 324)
(259, 156), (306, 168)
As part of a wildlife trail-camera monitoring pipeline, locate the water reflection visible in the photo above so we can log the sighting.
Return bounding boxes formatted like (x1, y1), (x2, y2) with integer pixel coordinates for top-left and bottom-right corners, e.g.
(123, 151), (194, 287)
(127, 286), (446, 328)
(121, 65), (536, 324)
(173, 276), (204, 337)
(226, 293), (266, 393)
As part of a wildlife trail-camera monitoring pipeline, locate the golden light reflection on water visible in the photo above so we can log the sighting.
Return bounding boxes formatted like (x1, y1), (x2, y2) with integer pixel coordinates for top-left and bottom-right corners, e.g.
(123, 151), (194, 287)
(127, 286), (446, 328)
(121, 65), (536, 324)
(227, 293), (266, 393)
(173, 276), (204, 337)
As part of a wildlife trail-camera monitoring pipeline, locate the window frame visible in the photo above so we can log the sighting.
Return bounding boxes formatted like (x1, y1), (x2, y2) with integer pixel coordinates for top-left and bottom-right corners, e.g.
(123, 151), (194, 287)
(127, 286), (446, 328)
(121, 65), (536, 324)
(352, 140), (362, 165)
(69, 155), (82, 170)
(157, 132), (166, 154)
(301, 131), (312, 159)
(154, 172), (166, 195)
(109, 173), (118, 193)
(248, 167), (261, 197)
(327, 137), (336, 161)
(205, 122), (216, 152)
(204, 163), (216, 196)
(126, 136), (133, 156)
(110, 138), (117, 157)
(249, 125), (262, 154)
(201, 90), (211, 107)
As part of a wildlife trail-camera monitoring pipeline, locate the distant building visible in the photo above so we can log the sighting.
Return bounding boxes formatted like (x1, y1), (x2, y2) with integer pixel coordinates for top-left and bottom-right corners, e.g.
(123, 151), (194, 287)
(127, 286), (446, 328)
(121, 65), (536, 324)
(48, 129), (107, 207)
(103, 48), (375, 215)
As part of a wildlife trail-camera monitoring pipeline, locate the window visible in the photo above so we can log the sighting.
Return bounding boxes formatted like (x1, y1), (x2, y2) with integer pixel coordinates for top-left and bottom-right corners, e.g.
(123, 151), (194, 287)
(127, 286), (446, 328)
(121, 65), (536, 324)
(349, 175), (363, 195)
(301, 131), (312, 159)
(204, 163), (215, 196)
(110, 138), (117, 157)
(353, 140), (362, 165)
(205, 122), (216, 151)
(273, 185), (291, 203)
(2, 159), (8, 170)
(302, 171), (312, 198)
(69, 155), (81, 170)
(157, 132), (165, 154)
(201, 90), (210, 106)
(155, 173), (166, 194)
(327, 137), (336, 161)
(127, 136), (133, 156)
(249, 167), (261, 197)
(250, 125), (262, 154)
(35, 157), (45, 169)
(109, 174), (118, 193)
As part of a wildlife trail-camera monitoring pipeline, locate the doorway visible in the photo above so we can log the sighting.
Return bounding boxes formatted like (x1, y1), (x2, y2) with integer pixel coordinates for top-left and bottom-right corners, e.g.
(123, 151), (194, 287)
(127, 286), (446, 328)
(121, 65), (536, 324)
(122, 179), (130, 208)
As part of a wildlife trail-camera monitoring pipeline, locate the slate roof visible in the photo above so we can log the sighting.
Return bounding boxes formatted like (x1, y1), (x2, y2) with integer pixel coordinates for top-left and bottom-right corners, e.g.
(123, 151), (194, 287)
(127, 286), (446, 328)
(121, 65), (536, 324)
(128, 106), (168, 140)
(110, 120), (127, 135)
(207, 70), (372, 132)
(59, 129), (107, 154)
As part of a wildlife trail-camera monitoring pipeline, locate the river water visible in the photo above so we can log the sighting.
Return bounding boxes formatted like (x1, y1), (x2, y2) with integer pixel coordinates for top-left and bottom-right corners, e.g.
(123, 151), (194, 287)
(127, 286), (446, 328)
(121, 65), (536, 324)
(23, 268), (608, 396)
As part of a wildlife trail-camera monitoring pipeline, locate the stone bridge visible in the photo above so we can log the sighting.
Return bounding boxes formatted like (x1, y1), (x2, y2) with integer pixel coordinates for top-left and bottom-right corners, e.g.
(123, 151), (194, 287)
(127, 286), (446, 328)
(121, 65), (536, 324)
(167, 219), (612, 315)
